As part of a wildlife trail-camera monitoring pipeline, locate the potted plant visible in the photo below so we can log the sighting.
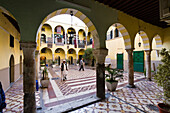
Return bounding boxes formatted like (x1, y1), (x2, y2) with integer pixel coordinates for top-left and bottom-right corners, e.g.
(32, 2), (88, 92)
(105, 66), (123, 91)
(154, 48), (170, 113)
(40, 67), (49, 88)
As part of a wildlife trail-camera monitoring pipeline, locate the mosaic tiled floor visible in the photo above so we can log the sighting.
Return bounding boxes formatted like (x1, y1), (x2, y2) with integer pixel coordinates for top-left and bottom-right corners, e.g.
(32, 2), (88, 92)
(70, 81), (163, 113)
(3, 65), (161, 113)
(3, 77), (40, 113)
(42, 65), (145, 109)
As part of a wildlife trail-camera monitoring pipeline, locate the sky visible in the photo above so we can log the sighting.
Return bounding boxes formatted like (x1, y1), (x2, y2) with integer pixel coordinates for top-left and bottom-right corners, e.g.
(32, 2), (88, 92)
(48, 14), (86, 27)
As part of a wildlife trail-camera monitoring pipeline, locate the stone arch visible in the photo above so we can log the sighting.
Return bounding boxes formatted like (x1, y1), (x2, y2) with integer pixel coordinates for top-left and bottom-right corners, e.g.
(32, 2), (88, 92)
(107, 23), (132, 49)
(78, 29), (86, 40)
(55, 48), (65, 64)
(41, 34), (46, 43)
(78, 49), (85, 61)
(152, 35), (163, 48)
(38, 8), (99, 48)
(67, 48), (76, 54)
(67, 48), (76, 64)
(9, 55), (14, 84)
(137, 31), (150, 50)
(40, 47), (53, 61)
(54, 25), (65, 36)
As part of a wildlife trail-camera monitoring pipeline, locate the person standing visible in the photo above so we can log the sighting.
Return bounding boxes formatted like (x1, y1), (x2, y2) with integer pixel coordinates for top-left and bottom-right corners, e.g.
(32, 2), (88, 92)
(79, 58), (84, 71)
(0, 82), (6, 113)
(60, 60), (68, 81)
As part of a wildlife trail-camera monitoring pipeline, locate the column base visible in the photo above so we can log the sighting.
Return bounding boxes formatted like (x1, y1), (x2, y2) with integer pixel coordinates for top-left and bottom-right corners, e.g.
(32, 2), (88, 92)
(24, 92), (36, 113)
(126, 84), (136, 88)
(147, 78), (152, 81)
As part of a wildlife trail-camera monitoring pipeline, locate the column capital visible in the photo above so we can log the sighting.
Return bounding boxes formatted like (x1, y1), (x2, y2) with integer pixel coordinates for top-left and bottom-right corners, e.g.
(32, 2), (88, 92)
(93, 48), (108, 64)
(20, 41), (37, 49)
(145, 49), (152, 55)
(125, 48), (134, 54)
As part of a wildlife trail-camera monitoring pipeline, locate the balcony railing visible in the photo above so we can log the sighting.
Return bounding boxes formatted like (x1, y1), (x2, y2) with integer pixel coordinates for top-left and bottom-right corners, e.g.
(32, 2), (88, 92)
(55, 38), (64, 46)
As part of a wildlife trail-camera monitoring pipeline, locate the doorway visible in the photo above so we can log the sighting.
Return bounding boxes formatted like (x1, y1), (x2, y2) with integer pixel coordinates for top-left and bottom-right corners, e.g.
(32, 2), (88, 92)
(133, 51), (144, 72)
(58, 56), (60, 65)
(20, 55), (22, 75)
(117, 53), (123, 70)
(9, 55), (14, 84)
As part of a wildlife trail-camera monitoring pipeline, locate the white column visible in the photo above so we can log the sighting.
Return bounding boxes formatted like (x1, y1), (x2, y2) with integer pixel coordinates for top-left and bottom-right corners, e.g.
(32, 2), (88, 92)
(76, 31), (78, 48)
(52, 29), (55, 44)
(65, 32), (67, 44)
(52, 53), (54, 61)
(65, 54), (67, 60)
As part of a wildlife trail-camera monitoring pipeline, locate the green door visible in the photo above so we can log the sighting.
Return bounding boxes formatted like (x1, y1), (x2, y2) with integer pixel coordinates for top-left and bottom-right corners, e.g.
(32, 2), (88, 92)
(117, 53), (123, 70)
(133, 51), (144, 72)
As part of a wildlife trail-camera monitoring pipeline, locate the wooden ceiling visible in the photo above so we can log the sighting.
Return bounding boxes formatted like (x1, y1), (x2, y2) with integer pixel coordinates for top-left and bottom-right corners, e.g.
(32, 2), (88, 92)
(95, 0), (169, 28)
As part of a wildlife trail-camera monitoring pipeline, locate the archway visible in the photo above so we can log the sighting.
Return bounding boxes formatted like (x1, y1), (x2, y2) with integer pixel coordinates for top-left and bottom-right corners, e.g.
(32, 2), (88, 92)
(67, 27), (76, 45)
(41, 34), (46, 43)
(9, 55), (14, 84)
(55, 48), (65, 65)
(78, 49), (85, 62)
(133, 32), (147, 72)
(54, 25), (65, 44)
(67, 48), (76, 65)
(151, 35), (163, 71)
(105, 23), (126, 70)
(40, 47), (53, 66)
(78, 29), (86, 48)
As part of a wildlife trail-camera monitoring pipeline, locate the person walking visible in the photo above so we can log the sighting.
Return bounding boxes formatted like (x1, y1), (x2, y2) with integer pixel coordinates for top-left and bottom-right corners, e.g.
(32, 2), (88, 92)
(0, 82), (6, 113)
(60, 60), (68, 81)
(79, 58), (84, 71)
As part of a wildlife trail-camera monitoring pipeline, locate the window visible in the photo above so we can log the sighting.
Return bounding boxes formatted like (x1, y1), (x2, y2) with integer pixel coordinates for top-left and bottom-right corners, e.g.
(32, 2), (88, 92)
(10, 35), (14, 48)
(110, 30), (113, 39)
(41, 34), (46, 43)
(41, 48), (46, 53)
(115, 28), (119, 38)
(41, 28), (45, 31)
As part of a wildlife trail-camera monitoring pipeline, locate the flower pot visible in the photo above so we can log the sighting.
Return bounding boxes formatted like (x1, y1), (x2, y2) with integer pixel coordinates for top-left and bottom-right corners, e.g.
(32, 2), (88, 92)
(106, 81), (118, 91)
(40, 79), (49, 88)
(157, 103), (170, 113)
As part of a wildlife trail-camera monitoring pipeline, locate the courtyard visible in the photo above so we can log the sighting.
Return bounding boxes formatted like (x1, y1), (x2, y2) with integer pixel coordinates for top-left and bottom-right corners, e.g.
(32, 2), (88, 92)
(3, 65), (162, 113)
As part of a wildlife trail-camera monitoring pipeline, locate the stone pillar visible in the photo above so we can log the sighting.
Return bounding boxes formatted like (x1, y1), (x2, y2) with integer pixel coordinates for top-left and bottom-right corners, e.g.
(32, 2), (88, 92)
(145, 50), (152, 81)
(65, 32), (67, 44)
(65, 54), (67, 60)
(76, 54), (78, 65)
(20, 42), (36, 113)
(126, 48), (135, 88)
(76, 31), (78, 48)
(35, 51), (40, 80)
(93, 48), (108, 99)
(52, 53), (54, 61)
(85, 32), (88, 46)
(52, 29), (55, 44)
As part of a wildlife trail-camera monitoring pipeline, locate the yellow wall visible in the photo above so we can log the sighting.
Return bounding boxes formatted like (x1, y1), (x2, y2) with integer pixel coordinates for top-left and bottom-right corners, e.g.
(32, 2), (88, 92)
(78, 30), (85, 40)
(41, 25), (52, 39)
(163, 27), (170, 49)
(40, 48), (52, 60)
(106, 37), (126, 60)
(54, 49), (65, 60)
(0, 13), (23, 91)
